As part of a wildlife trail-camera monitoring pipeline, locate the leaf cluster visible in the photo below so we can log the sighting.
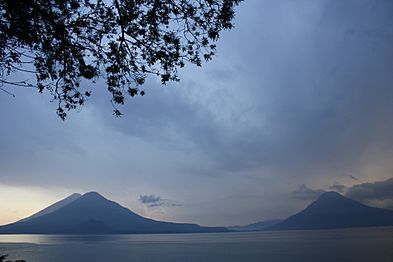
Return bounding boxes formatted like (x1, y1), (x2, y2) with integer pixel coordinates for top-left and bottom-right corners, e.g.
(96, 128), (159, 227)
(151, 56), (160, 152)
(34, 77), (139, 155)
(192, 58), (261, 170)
(0, 0), (241, 119)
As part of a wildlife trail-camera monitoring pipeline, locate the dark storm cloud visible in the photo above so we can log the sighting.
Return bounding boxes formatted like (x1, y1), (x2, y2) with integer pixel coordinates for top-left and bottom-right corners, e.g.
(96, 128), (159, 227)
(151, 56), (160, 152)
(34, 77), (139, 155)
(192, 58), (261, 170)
(101, 84), (221, 149)
(291, 184), (325, 200)
(225, 0), (393, 176)
(346, 177), (393, 202)
(96, 0), (393, 179)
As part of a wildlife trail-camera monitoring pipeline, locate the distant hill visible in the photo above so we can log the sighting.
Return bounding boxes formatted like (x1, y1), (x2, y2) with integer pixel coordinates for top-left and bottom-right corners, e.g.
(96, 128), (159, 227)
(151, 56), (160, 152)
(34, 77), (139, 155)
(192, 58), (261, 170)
(228, 219), (282, 231)
(269, 191), (393, 230)
(0, 192), (227, 234)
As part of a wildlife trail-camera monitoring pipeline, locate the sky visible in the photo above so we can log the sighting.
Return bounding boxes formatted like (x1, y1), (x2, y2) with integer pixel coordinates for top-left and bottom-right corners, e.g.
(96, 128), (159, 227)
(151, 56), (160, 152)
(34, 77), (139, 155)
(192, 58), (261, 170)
(1, 0), (393, 227)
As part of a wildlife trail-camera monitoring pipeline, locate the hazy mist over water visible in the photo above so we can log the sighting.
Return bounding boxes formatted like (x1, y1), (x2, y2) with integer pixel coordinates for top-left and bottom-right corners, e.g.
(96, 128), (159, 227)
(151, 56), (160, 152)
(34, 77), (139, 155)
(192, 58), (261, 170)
(1, 228), (393, 262)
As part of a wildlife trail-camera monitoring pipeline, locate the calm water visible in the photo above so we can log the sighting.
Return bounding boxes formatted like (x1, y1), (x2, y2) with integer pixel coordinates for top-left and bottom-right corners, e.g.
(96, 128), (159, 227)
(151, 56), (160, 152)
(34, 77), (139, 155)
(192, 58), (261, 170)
(1, 227), (392, 262)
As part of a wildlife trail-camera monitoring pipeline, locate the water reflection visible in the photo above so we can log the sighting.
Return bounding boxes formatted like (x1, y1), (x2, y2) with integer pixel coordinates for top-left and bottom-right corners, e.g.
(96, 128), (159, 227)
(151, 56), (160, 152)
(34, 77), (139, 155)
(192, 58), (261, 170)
(1, 226), (392, 245)
(0, 227), (392, 262)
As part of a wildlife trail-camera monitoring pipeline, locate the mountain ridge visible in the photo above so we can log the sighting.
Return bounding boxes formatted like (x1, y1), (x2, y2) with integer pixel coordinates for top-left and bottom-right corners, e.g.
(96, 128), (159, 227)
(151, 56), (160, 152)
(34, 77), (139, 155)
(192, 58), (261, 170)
(18, 193), (81, 223)
(3, 191), (393, 234)
(268, 191), (393, 230)
(0, 192), (227, 234)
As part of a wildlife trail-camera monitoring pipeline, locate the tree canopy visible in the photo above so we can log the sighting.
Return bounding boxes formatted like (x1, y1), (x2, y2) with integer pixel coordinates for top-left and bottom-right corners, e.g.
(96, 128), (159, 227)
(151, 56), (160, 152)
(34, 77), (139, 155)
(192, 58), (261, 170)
(0, 0), (241, 119)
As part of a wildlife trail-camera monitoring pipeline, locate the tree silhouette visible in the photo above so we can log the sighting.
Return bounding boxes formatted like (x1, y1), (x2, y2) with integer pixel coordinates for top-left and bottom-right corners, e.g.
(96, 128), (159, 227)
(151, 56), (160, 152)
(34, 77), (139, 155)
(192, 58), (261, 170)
(0, 254), (26, 262)
(0, 254), (6, 262)
(0, 0), (242, 119)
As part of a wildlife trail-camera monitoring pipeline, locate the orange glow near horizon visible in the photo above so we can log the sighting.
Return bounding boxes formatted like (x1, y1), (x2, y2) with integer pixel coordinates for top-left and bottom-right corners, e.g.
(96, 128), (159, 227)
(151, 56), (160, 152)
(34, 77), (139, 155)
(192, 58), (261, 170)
(0, 184), (71, 226)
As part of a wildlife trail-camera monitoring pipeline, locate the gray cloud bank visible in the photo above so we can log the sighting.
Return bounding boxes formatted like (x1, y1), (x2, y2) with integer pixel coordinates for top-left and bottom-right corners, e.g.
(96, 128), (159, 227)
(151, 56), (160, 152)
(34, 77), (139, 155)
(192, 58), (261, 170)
(291, 177), (393, 210)
(346, 177), (393, 208)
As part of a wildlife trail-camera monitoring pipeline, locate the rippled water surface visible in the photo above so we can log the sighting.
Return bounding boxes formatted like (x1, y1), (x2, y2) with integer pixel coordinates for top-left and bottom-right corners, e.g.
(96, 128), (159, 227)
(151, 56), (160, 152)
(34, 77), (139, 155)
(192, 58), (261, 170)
(1, 227), (392, 262)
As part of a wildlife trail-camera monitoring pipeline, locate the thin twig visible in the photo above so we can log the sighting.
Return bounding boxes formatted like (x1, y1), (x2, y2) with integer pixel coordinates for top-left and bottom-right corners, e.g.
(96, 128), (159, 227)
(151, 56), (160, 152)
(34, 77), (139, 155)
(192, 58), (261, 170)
(0, 87), (15, 97)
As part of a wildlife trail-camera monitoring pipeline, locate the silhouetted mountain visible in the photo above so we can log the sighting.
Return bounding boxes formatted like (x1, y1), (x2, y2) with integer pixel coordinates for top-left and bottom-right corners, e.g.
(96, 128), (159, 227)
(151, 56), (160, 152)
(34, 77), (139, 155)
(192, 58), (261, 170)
(0, 192), (227, 234)
(269, 191), (393, 230)
(19, 193), (81, 222)
(228, 219), (282, 231)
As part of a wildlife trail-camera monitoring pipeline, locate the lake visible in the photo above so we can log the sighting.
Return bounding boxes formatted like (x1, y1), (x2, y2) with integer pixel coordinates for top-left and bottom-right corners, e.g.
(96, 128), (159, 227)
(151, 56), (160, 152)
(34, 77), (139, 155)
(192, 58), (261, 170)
(1, 227), (392, 262)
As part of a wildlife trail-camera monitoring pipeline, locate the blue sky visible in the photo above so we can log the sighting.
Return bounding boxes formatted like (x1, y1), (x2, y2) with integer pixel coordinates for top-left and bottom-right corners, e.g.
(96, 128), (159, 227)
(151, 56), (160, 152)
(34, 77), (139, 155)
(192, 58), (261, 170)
(1, 0), (393, 226)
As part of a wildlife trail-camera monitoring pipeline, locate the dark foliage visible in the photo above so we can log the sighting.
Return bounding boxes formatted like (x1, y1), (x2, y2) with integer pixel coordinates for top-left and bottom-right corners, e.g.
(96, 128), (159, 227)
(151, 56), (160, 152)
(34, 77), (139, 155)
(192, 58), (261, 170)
(0, 0), (241, 119)
(0, 254), (26, 262)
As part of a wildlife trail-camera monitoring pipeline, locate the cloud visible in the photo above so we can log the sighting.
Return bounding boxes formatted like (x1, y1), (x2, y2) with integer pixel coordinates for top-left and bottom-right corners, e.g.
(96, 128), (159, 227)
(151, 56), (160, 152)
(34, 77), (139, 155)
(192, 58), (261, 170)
(291, 184), (325, 200)
(343, 173), (360, 181)
(329, 184), (347, 193)
(139, 194), (181, 208)
(290, 177), (393, 210)
(346, 177), (393, 202)
(139, 194), (162, 205)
